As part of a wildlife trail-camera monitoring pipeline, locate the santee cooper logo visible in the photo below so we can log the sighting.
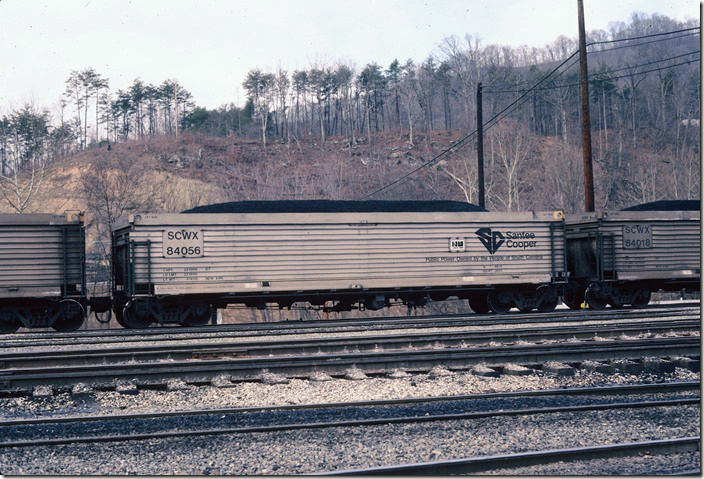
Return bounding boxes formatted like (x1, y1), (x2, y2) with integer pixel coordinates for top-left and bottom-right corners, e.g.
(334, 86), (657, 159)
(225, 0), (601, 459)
(475, 228), (505, 254)
(475, 228), (538, 254)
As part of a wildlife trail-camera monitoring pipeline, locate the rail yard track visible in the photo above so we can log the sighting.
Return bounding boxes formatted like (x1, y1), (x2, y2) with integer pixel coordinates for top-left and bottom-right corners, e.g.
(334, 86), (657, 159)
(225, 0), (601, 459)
(0, 382), (699, 474)
(1, 303), (699, 474)
(324, 438), (701, 475)
(0, 304), (699, 393)
(0, 318), (698, 369)
(0, 334), (699, 393)
(2, 303), (699, 347)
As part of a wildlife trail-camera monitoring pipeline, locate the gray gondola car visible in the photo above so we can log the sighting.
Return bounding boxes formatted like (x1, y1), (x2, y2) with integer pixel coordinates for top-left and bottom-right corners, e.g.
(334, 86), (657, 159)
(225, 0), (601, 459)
(111, 201), (567, 328)
(564, 202), (700, 309)
(0, 212), (87, 332)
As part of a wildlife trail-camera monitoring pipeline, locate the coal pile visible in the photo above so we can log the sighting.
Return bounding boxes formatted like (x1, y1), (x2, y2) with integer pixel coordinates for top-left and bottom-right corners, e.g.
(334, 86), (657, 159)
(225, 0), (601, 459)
(621, 200), (700, 211)
(183, 200), (487, 214)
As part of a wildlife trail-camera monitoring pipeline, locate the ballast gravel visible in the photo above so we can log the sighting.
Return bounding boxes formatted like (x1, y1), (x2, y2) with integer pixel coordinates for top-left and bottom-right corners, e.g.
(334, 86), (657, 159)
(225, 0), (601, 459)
(0, 366), (700, 475)
(479, 452), (701, 475)
(0, 405), (699, 475)
(0, 367), (699, 419)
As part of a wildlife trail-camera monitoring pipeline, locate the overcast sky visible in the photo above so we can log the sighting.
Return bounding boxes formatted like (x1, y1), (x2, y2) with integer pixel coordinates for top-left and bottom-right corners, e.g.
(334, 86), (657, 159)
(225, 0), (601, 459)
(0, 0), (697, 114)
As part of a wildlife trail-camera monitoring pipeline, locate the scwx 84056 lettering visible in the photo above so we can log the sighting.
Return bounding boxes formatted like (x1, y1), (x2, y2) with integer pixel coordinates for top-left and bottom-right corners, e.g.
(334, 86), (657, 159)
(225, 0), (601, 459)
(163, 228), (204, 257)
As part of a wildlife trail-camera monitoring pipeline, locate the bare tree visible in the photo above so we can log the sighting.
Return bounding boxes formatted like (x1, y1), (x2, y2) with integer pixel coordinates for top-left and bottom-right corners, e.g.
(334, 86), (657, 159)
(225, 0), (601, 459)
(399, 60), (419, 146)
(488, 120), (536, 211)
(0, 105), (52, 212)
(243, 69), (275, 146)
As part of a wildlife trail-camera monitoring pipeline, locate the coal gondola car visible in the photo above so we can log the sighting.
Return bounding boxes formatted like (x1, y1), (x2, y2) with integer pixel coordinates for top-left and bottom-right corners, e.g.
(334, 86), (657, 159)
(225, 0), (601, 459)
(110, 200), (567, 328)
(563, 200), (701, 309)
(0, 212), (87, 332)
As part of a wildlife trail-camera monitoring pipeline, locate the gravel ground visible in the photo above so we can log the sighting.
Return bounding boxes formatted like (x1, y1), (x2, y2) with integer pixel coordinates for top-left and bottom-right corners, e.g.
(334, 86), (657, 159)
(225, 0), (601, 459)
(0, 303), (699, 475)
(0, 353), (699, 475)
(0, 405), (698, 475)
(480, 452), (700, 475)
(1, 366), (699, 419)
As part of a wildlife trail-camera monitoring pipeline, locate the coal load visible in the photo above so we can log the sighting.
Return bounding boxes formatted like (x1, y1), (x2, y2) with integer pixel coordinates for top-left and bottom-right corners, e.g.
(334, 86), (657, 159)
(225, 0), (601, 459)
(621, 200), (701, 212)
(182, 200), (487, 214)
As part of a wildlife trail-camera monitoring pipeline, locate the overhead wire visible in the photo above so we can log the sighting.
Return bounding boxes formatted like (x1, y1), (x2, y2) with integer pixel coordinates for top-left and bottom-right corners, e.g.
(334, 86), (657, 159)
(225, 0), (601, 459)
(587, 26), (699, 46)
(481, 28), (699, 93)
(360, 50), (579, 200)
(360, 26), (700, 200)
(587, 30), (699, 54)
(485, 50), (700, 94)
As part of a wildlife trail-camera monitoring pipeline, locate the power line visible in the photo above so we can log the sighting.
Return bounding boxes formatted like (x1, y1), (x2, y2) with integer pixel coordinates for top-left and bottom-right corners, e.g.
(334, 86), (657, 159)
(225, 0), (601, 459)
(485, 50), (700, 94)
(359, 26), (700, 200)
(360, 51), (579, 200)
(588, 26), (699, 46)
(483, 28), (699, 93)
(588, 30), (699, 54)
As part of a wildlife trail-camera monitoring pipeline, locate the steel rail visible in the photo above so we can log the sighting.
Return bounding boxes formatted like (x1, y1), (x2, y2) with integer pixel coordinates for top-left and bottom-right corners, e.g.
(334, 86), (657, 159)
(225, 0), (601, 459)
(0, 312), (700, 349)
(0, 336), (699, 392)
(320, 437), (701, 475)
(2, 304), (699, 347)
(2, 381), (698, 427)
(0, 319), (698, 369)
(0, 398), (698, 448)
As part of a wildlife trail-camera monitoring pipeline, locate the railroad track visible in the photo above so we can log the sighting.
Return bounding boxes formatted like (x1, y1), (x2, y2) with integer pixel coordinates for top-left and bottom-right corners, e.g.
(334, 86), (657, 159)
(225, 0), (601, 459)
(1, 382), (698, 447)
(0, 382), (699, 475)
(2, 303), (699, 349)
(0, 318), (698, 369)
(323, 438), (700, 475)
(0, 335), (699, 392)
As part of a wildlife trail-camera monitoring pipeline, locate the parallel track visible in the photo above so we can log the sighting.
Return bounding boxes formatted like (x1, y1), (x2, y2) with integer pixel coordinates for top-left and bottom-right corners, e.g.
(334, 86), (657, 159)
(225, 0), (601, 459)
(1, 384), (698, 448)
(4, 381), (698, 426)
(0, 336), (699, 392)
(2, 303), (698, 348)
(0, 319), (698, 369)
(322, 438), (701, 475)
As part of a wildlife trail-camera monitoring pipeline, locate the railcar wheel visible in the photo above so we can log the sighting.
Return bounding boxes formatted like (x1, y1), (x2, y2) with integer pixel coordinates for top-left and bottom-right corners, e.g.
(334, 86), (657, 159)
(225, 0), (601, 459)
(52, 312), (84, 332)
(537, 297), (558, 313)
(585, 288), (607, 310)
(631, 288), (651, 308)
(536, 286), (559, 313)
(0, 311), (20, 333)
(563, 289), (585, 310)
(487, 291), (513, 314)
(182, 303), (212, 327)
(123, 301), (153, 329)
(608, 299), (624, 309)
(113, 307), (128, 328)
(468, 295), (490, 314)
(52, 301), (85, 332)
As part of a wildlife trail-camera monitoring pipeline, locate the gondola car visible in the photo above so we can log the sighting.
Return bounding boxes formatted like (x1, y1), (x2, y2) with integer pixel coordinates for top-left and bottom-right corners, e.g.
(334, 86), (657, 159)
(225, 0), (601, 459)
(0, 212), (87, 332)
(563, 200), (700, 309)
(110, 200), (567, 328)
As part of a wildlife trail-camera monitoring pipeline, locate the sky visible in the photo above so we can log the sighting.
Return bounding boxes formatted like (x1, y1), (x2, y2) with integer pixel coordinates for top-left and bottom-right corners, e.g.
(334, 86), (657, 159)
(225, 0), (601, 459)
(0, 0), (698, 115)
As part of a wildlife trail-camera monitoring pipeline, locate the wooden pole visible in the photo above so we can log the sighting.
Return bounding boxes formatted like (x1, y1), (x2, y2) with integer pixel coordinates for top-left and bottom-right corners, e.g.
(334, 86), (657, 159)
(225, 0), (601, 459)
(578, 0), (595, 212)
(476, 82), (485, 209)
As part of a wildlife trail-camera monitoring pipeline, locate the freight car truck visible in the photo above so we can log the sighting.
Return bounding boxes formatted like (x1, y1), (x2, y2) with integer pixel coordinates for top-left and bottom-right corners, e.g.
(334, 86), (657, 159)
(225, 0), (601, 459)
(0, 212), (87, 332)
(564, 204), (700, 309)
(111, 201), (567, 328)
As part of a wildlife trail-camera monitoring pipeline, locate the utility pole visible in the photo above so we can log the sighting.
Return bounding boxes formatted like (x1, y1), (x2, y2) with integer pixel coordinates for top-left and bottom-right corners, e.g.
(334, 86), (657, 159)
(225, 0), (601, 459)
(578, 0), (595, 211)
(476, 82), (485, 210)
